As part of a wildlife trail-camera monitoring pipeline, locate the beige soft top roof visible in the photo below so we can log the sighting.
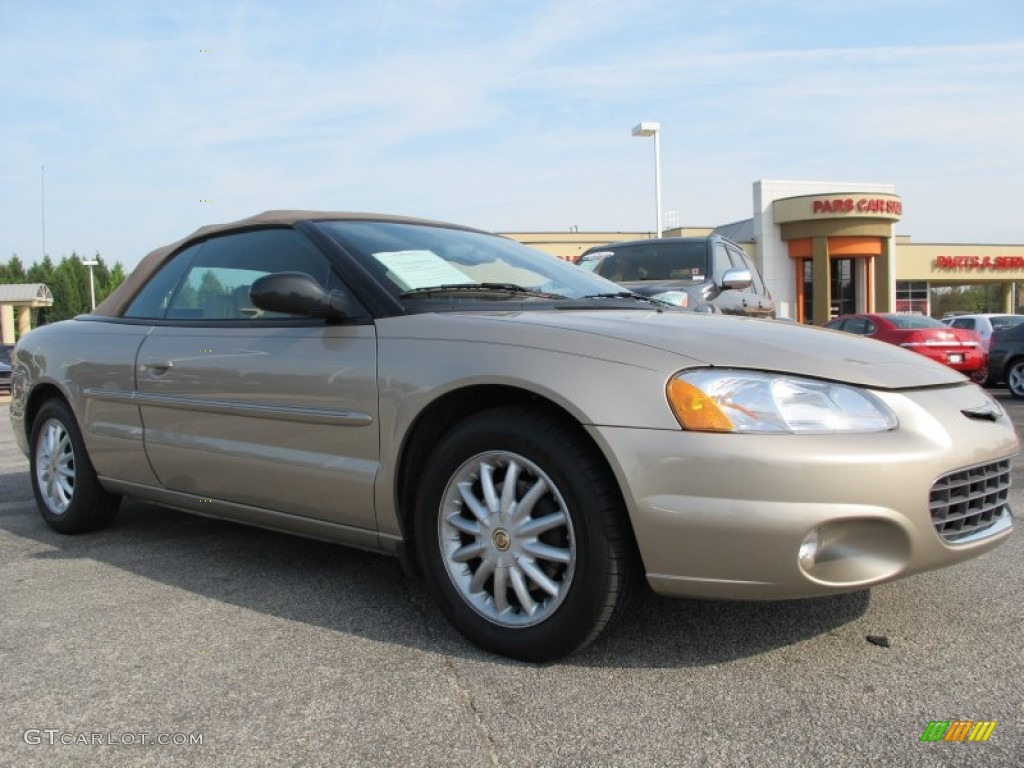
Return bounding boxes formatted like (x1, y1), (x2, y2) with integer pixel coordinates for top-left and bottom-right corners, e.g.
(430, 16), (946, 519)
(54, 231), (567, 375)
(93, 210), (484, 317)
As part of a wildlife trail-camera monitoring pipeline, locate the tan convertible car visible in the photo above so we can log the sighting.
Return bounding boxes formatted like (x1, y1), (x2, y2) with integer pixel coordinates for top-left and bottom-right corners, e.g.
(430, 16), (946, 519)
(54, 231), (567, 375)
(9, 211), (1017, 661)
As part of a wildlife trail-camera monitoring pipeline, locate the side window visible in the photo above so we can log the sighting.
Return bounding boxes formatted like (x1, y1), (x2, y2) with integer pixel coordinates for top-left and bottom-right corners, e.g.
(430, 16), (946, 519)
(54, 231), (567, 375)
(124, 243), (203, 319)
(951, 319), (974, 330)
(164, 229), (359, 321)
(712, 243), (733, 280)
(732, 248), (766, 295)
(824, 319), (844, 331)
(844, 317), (871, 335)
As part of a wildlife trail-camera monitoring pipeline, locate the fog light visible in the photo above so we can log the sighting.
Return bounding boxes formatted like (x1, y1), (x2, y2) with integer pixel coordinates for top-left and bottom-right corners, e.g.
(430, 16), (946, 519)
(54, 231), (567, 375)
(799, 529), (821, 570)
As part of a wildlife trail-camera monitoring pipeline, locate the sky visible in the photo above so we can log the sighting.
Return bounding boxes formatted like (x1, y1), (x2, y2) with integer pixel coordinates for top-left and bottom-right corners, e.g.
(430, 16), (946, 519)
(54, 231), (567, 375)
(2, 0), (1023, 270)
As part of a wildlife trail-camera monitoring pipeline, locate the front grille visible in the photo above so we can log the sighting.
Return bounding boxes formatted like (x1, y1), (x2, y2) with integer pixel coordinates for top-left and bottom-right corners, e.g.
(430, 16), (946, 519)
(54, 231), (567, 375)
(930, 459), (1012, 543)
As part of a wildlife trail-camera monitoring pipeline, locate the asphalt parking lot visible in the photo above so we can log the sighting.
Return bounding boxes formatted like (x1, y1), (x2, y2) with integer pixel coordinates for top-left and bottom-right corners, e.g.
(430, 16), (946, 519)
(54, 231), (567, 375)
(1, 392), (1022, 767)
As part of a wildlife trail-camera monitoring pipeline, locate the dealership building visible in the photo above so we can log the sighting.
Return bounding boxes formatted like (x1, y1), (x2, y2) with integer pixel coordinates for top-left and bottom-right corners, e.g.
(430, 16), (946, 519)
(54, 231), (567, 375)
(505, 179), (1024, 325)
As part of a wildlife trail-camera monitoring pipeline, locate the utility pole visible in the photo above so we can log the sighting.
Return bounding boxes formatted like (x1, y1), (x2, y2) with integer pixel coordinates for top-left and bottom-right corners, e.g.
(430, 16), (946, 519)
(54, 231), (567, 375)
(41, 165), (46, 259)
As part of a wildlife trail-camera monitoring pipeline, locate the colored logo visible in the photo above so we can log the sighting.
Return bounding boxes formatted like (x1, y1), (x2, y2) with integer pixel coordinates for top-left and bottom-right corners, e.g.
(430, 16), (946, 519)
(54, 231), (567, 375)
(920, 721), (996, 742)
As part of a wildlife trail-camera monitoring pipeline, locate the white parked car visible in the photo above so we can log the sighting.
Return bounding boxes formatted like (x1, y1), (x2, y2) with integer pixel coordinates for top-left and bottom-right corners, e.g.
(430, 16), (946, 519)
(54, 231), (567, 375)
(942, 313), (1024, 352)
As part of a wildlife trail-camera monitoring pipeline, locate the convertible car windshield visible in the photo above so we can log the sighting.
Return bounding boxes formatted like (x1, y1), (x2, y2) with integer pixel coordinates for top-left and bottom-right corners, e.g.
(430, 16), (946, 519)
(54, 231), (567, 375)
(316, 221), (623, 302)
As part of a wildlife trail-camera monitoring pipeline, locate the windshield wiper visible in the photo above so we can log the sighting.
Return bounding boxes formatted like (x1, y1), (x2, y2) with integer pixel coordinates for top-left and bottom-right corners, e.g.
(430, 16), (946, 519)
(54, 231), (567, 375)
(400, 283), (568, 299)
(576, 292), (671, 307)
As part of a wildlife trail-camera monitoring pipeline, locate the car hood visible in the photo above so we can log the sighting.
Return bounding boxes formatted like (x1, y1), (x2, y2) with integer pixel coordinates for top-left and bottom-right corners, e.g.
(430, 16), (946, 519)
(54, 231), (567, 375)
(478, 309), (968, 390)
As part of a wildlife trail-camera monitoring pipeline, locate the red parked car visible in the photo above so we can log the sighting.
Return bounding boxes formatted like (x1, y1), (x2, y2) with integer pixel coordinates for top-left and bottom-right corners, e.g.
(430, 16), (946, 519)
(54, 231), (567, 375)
(825, 313), (986, 382)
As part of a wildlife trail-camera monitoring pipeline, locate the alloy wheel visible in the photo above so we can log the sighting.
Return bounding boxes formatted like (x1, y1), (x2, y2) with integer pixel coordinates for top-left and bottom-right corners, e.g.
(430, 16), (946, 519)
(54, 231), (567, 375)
(1008, 362), (1024, 397)
(438, 451), (576, 628)
(35, 418), (76, 515)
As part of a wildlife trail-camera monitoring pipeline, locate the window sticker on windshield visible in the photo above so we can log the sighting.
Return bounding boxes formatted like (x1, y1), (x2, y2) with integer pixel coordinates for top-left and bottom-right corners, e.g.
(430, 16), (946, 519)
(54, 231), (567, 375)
(670, 267), (701, 279)
(372, 250), (474, 291)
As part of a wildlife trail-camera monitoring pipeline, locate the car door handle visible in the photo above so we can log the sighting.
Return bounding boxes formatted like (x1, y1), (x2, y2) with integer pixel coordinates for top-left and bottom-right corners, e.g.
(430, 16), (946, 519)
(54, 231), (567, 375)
(142, 361), (173, 377)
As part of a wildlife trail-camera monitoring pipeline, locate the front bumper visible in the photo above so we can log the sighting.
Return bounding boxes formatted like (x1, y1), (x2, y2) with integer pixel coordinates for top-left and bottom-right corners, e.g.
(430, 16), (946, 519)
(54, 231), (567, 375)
(589, 383), (1017, 600)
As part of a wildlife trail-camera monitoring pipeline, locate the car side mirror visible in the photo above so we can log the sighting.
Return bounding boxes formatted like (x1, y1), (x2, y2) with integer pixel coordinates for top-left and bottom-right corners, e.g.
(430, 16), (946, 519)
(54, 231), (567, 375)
(721, 268), (752, 291)
(250, 272), (355, 319)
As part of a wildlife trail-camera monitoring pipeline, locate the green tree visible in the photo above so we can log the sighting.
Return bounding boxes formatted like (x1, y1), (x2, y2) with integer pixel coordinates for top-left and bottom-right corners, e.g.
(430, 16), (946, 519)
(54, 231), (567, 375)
(176, 280), (199, 309)
(1, 255), (27, 283)
(106, 262), (126, 301)
(26, 256), (57, 324)
(108, 262), (126, 286)
(196, 270), (226, 306)
(930, 285), (986, 318)
(26, 254), (56, 285)
(47, 256), (88, 321)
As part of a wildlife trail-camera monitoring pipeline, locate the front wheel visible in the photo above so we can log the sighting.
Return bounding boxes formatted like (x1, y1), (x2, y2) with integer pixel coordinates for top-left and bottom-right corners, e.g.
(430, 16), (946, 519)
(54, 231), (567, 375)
(414, 407), (638, 662)
(29, 399), (120, 533)
(1007, 360), (1024, 398)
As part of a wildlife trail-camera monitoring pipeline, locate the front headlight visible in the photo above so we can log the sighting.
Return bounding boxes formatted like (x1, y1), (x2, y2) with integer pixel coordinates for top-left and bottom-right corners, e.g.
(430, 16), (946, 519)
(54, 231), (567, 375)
(666, 369), (898, 434)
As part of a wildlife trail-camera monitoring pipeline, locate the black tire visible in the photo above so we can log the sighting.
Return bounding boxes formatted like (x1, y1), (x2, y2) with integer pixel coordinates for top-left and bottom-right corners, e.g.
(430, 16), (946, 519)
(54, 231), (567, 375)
(1007, 359), (1024, 399)
(29, 399), (120, 534)
(414, 406), (638, 662)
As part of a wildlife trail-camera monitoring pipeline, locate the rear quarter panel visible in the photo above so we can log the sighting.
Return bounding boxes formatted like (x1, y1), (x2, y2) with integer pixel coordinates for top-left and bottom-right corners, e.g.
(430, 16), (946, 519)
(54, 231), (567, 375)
(11, 319), (159, 486)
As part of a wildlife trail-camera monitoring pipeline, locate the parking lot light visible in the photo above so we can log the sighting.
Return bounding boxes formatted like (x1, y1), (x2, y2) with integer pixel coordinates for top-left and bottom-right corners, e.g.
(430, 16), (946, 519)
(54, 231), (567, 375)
(632, 121), (662, 237)
(81, 257), (98, 310)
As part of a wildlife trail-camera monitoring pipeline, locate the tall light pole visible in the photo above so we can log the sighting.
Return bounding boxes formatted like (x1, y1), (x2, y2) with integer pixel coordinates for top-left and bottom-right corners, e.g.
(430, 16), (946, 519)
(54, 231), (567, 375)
(81, 256), (98, 310)
(632, 121), (662, 237)
(41, 165), (46, 259)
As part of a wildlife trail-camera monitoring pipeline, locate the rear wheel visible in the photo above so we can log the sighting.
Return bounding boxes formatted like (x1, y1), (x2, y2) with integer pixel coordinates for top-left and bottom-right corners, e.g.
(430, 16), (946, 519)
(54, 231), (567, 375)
(414, 407), (638, 662)
(30, 399), (120, 533)
(1007, 360), (1024, 398)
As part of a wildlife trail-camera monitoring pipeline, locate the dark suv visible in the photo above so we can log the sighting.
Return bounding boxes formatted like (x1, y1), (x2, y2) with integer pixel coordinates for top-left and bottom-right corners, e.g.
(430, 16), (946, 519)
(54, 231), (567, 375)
(987, 323), (1024, 395)
(576, 235), (774, 317)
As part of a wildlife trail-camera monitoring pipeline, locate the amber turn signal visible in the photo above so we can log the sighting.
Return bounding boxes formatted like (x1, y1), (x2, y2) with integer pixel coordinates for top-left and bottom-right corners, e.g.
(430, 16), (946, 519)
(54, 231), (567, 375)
(666, 378), (734, 432)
